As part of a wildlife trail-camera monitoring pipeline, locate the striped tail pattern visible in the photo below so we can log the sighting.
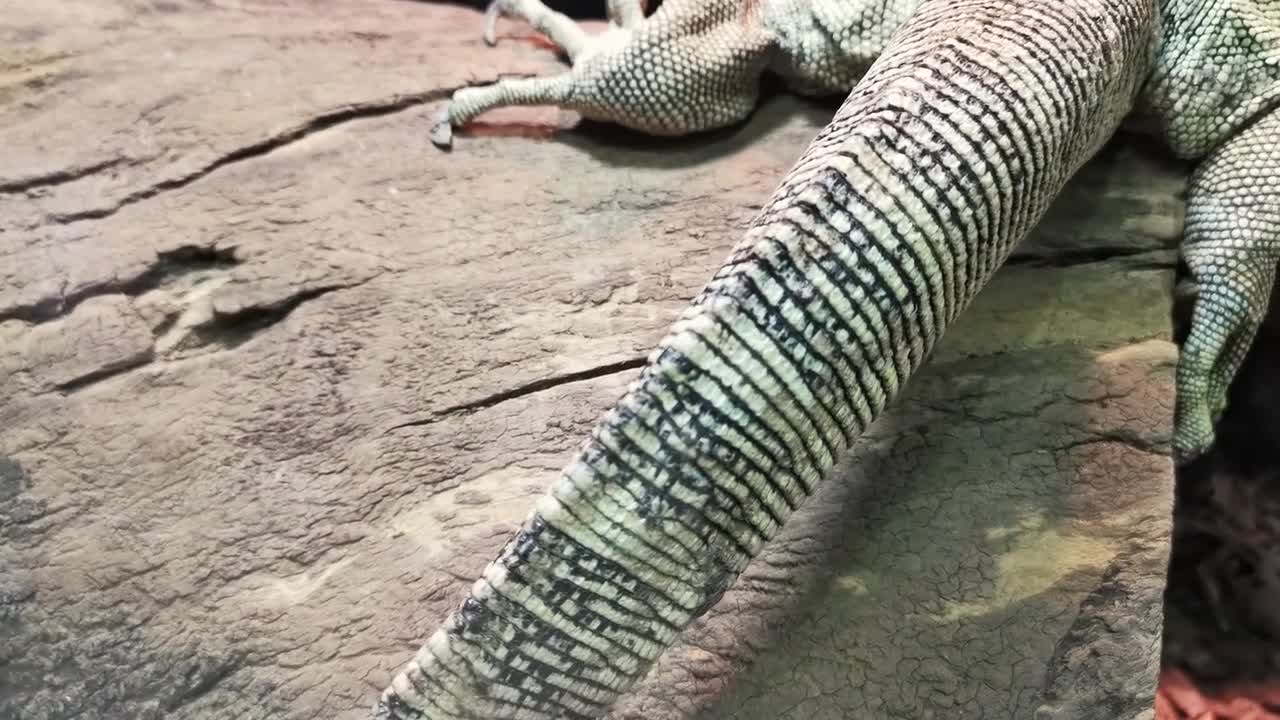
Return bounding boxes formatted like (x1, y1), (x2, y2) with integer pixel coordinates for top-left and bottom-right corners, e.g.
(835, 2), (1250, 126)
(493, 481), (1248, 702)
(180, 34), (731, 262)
(379, 1), (1159, 717)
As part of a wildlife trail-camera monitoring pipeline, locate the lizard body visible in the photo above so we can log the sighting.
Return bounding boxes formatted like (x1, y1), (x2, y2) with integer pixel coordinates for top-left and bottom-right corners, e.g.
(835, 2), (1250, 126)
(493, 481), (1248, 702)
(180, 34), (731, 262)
(384, 0), (1280, 717)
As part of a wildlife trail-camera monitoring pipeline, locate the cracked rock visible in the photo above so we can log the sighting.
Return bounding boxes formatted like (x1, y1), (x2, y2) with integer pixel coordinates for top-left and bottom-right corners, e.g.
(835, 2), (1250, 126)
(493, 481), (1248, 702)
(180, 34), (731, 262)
(1, 294), (155, 395)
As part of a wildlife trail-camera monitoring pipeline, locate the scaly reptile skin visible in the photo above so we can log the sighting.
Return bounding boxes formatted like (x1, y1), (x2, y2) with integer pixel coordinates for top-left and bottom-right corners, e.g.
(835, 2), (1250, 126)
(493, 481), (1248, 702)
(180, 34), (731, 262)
(384, 0), (1280, 717)
(428, 0), (921, 145)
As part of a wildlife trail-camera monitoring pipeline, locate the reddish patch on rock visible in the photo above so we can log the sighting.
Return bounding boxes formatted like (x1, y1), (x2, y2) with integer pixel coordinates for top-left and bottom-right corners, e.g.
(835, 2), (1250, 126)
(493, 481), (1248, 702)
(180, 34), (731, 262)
(464, 120), (562, 141)
(1158, 669), (1280, 720)
(499, 31), (562, 53)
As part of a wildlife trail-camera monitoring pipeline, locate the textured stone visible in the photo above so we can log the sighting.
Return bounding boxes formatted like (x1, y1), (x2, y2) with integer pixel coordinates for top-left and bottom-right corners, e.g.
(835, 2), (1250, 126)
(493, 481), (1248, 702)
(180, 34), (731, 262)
(0, 294), (155, 394)
(0, 2), (1206, 719)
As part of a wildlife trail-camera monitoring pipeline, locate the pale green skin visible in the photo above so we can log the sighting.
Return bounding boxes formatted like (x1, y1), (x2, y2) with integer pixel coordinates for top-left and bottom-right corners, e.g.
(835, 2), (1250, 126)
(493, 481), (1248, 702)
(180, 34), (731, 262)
(388, 1), (1280, 718)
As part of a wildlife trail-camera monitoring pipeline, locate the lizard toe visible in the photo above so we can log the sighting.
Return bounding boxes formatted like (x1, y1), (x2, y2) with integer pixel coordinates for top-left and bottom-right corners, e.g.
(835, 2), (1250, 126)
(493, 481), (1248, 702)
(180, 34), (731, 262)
(483, 0), (508, 46)
(429, 105), (454, 150)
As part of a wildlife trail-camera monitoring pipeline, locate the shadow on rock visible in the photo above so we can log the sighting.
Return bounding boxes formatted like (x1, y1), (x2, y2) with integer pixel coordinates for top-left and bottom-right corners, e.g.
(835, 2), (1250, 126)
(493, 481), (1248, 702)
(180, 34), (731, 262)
(566, 79), (837, 171)
(1161, 260), (1280, 716)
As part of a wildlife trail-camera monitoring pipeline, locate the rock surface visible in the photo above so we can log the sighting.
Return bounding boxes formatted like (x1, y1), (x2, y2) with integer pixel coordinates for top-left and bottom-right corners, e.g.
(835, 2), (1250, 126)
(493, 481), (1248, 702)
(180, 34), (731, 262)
(0, 2), (1213, 719)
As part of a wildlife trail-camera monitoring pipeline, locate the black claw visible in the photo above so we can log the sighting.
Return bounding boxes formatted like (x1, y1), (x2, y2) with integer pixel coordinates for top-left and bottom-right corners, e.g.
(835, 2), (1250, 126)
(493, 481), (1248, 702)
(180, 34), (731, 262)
(373, 693), (426, 720)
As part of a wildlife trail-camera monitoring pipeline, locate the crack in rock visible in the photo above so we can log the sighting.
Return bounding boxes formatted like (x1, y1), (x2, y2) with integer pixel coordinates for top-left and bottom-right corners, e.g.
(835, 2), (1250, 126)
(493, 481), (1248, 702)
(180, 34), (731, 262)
(0, 244), (240, 325)
(31, 277), (375, 396)
(0, 157), (132, 195)
(51, 351), (156, 394)
(61, 279), (371, 392)
(44, 88), (466, 225)
(1006, 246), (1176, 269)
(191, 281), (370, 352)
(387, 355), (649, 432)
(1056, 430), (1172, 457)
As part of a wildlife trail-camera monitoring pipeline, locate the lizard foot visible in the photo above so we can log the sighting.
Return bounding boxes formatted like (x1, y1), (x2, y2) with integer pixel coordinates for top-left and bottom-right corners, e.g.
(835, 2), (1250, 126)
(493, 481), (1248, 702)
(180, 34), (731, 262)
(1175, 106), (1280, 464)
(437, 0), (766, 148)
(1174, 283), (1263, 464)
(478, 0), (588, 59)
(429, 105), (453, 150)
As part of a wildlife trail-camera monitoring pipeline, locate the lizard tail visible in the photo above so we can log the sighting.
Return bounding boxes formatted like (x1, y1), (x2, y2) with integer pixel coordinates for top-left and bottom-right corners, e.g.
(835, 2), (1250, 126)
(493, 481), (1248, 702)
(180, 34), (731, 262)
(378, 1), (1156, 717)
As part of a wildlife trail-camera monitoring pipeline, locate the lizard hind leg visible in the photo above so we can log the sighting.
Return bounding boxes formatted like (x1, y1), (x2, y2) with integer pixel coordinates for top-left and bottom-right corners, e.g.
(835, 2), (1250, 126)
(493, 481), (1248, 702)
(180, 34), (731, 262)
(439, 0), (772, 149)
(482, 0), (589, 60)
(1175, 107), (1280, 463)
(430, 74), (576, 149)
